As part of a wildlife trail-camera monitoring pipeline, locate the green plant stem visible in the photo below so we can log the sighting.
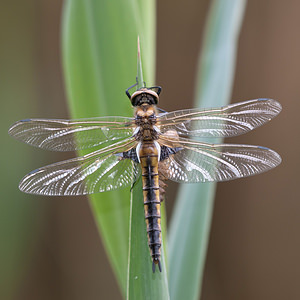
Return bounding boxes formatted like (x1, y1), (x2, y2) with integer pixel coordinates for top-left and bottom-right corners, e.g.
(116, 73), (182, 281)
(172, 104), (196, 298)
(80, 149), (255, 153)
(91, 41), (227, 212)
(126, 40), (169, 300)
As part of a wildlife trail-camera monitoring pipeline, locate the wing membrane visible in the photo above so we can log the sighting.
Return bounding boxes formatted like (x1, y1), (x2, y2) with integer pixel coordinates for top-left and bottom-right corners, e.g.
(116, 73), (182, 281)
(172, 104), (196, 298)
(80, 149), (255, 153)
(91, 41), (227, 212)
(19, 138), (139, 195)
(159, 137), (281, 183)
(8, 116), (135, 151)
(158, 99), (281, 137)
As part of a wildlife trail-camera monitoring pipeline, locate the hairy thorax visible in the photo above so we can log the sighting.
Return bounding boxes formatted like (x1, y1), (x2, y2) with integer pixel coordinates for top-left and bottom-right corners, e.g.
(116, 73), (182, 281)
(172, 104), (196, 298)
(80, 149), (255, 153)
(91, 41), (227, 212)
(134, 104), (159, 141)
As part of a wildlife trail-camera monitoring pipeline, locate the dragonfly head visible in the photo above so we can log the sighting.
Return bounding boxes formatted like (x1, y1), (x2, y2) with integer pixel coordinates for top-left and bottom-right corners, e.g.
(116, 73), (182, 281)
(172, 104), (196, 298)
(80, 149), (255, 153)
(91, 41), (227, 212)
(129, 87), (161, 106)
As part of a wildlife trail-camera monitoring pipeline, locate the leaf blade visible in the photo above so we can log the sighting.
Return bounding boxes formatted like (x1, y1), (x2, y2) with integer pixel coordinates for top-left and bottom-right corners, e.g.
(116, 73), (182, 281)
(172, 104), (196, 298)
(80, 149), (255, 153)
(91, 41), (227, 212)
(168, 1), (247, 299)
(126, 39), (170, 300)
(62, 0), (167, 298)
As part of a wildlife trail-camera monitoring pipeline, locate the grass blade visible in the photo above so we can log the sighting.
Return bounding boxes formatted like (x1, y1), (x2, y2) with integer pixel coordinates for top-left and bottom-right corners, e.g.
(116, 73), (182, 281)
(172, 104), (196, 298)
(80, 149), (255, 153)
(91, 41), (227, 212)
(168, 1), (247, 299)
(62, 0), (156, 296)
(127, 179), (169, 300)
(126, 45), (169, 300)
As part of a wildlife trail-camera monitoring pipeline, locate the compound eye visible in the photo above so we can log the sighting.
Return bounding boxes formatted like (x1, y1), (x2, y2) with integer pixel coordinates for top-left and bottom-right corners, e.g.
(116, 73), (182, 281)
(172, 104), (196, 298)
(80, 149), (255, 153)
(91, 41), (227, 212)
(131, 97), (138, 106)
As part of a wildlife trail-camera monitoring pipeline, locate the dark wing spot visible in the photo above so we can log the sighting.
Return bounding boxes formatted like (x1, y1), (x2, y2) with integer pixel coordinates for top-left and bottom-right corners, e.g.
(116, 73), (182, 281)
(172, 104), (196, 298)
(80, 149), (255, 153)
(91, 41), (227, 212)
(160, 146), (183, 161)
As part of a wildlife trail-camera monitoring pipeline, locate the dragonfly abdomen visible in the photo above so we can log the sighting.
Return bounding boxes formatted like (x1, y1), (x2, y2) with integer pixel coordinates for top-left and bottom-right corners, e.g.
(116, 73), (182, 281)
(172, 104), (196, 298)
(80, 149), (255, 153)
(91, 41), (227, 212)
(139, 142), (162, 273)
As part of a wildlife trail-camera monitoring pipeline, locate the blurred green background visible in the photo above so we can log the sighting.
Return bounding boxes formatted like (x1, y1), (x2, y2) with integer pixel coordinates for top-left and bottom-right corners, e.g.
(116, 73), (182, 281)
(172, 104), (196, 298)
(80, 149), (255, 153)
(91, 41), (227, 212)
(1, 1), (299, 299)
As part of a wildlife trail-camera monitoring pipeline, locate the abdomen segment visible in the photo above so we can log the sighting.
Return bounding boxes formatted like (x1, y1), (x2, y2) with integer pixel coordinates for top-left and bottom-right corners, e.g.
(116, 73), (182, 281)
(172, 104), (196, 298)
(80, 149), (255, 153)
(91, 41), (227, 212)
(139, 142), (162, 272)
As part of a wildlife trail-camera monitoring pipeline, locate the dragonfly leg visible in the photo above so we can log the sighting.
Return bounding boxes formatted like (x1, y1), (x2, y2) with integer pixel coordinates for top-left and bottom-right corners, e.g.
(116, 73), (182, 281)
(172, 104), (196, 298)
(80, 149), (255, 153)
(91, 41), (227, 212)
(125, 81), (138, 99)
(148, 86), (162, 96)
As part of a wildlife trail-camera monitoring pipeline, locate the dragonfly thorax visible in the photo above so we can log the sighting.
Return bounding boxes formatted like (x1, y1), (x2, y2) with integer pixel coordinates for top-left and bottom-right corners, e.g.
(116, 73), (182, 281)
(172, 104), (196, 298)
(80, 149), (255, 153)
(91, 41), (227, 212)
(134, 105), (159, 141)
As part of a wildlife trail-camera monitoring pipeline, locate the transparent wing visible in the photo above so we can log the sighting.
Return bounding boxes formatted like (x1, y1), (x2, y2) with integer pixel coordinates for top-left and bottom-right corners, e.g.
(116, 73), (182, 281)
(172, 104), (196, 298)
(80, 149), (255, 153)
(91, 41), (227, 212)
(19, 138), (139, 195)
(158, 99), (281, 137)
(8, 116), (135, 151)
(158, 137), (281, 183)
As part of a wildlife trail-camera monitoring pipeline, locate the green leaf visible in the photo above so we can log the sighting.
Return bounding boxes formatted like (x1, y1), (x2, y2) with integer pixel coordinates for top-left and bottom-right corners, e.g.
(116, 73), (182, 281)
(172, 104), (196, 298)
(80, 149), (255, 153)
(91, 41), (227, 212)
(168, 1), (247, 300)
(126, 46), (169, 300)
(62, 0), (162, 297)
(126, 178), (169, 300)
(136, 36), (144, 88)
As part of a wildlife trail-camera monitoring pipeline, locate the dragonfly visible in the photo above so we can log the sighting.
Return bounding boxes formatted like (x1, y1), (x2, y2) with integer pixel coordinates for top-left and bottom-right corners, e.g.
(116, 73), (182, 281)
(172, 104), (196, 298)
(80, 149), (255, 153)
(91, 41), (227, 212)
(8, 83), (282, 272)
